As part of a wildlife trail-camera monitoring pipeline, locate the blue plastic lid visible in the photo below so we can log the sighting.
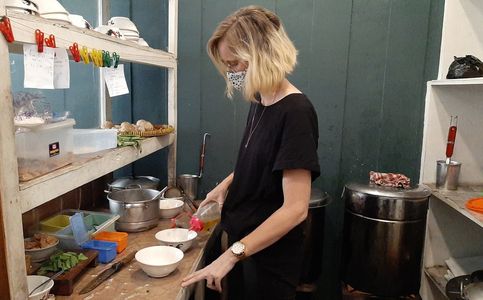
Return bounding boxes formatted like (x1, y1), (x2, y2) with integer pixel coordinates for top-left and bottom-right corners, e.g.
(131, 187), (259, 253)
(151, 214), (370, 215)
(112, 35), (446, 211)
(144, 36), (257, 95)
(70, 213), (89, 245)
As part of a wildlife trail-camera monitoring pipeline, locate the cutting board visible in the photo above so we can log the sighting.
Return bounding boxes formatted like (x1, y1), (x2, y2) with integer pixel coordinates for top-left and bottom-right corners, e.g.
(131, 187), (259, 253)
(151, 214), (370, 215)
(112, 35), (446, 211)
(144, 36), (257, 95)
(47, 250), (99, 296)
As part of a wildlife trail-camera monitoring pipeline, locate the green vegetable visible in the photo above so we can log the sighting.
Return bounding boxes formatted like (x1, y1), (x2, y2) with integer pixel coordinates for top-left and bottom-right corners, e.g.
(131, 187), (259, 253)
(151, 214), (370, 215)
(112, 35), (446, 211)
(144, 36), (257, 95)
(117, 135), (144, 150)
(38, 251), (88, 275)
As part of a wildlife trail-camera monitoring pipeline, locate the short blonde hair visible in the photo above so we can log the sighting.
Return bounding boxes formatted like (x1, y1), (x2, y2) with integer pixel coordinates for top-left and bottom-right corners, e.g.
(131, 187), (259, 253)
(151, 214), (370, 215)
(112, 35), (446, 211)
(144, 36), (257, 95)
(207, 6), (297, 101)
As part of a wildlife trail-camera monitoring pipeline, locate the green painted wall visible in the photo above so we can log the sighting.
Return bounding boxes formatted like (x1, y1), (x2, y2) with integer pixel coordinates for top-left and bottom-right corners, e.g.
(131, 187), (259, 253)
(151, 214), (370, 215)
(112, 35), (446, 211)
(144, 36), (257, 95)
(177, 0), (445, 298)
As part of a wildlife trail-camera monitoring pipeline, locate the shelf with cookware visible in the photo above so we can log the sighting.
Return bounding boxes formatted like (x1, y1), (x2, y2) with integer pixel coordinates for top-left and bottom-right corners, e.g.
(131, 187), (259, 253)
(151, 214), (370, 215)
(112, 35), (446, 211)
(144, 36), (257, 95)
(419, 1), (483, 299)
(0, 0), (179, 299)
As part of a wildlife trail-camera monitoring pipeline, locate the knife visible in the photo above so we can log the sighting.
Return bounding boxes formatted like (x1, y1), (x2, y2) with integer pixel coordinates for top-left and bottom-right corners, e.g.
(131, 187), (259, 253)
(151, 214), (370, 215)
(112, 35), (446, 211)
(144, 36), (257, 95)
(79, 250), (136, 294)
(445, 115), (458, 164)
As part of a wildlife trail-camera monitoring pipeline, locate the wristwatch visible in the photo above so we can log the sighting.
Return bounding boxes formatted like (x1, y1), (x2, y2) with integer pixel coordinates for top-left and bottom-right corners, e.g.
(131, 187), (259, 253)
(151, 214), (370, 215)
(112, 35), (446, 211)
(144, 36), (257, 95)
(230, 241), (246, 258)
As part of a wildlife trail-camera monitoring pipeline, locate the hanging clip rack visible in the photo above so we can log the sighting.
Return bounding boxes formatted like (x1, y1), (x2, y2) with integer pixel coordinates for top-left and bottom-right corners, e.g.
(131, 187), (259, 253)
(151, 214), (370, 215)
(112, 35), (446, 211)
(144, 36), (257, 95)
(0, 16), (14, 43)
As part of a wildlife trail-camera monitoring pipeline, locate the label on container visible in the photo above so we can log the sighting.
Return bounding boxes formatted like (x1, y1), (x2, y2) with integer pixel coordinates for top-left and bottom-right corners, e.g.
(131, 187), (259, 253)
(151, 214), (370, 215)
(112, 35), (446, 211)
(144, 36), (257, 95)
(49, 142), (60, 157)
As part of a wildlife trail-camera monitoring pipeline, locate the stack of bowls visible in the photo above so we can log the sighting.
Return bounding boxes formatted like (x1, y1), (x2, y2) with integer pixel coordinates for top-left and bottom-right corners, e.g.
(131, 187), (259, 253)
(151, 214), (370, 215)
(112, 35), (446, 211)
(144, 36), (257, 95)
(36, 0), (71, 24)
(6, 0), (39, 16)
(69, 14), (92, 29)
(108, 17), (149, 47)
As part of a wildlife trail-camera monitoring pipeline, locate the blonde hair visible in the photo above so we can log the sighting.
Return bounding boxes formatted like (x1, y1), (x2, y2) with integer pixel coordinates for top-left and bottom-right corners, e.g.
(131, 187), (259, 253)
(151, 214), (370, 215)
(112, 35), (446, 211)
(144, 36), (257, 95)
(207, 6), (297, 101)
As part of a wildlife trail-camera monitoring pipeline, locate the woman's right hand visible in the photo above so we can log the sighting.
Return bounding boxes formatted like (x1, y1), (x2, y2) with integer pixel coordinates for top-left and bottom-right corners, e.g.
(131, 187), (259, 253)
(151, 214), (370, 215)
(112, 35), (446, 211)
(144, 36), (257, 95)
(198, 183), (227, 209)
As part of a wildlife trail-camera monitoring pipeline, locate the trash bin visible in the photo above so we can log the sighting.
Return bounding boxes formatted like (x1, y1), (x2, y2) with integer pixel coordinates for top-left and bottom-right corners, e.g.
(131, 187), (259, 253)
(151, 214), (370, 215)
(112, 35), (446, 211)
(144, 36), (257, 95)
(341, 182), (431, 297)
(296, 188), (332, 299)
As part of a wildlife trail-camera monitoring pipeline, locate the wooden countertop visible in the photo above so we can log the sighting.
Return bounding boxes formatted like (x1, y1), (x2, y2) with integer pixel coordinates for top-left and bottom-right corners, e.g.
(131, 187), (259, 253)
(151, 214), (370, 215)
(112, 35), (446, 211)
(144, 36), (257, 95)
(56, 219), (210, 300)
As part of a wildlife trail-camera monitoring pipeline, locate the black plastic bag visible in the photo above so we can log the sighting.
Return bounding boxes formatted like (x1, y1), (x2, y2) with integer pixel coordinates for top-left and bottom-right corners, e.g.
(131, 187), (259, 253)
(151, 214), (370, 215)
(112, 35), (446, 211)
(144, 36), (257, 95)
(446, 55), (483, 79)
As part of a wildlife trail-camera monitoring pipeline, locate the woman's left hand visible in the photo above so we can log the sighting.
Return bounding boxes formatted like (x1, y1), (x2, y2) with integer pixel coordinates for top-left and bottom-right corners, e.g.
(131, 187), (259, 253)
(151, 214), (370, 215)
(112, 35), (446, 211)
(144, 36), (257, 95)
(181, 249), (239, 292)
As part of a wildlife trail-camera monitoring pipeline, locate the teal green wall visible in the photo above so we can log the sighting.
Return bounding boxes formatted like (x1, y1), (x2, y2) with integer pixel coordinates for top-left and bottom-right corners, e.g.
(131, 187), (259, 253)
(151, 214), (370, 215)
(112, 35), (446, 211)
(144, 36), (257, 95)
(177, 0), (445, 298)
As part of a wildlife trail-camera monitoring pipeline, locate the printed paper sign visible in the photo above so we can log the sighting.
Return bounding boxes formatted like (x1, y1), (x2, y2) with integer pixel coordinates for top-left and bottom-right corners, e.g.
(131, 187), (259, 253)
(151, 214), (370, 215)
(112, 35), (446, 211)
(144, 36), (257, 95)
(23, 44), (55, 89)
(103, 64), (129, 97)
(54, 48), (70, 89)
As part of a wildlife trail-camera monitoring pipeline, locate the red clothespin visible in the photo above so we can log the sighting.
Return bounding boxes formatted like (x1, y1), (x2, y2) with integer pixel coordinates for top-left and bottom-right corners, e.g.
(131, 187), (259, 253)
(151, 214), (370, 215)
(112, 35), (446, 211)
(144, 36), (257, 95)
(44, 34), (56, 48)
(0, 16), (14, 43)
(69, 42), (81, 62)
(35, 29), (44, 52)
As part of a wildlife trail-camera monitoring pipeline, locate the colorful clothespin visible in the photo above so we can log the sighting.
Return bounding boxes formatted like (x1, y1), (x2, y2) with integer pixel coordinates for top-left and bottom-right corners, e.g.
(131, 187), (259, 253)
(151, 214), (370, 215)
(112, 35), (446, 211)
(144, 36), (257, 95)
(69, 42), (81, 62)
(0, 16), (14, 43)
(80, 46), (90, 64)
(44, 34), (56, 48)
(102, 50), (112, 68)
(90, 49), (103, 67)
(112, 52), (120, 68)
(35, 29), (44, 52)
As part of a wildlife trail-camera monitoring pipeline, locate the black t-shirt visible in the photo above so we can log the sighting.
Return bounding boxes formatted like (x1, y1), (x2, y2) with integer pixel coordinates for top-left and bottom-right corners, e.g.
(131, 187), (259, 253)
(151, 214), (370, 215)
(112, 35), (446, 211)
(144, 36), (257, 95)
(221, 93), (320, 240)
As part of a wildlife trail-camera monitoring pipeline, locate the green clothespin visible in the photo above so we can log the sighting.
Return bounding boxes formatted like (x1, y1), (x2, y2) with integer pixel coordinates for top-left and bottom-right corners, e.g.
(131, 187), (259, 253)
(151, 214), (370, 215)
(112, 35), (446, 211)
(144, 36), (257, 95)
(112, 52), (120, 68)
(102, 50), (112, 67)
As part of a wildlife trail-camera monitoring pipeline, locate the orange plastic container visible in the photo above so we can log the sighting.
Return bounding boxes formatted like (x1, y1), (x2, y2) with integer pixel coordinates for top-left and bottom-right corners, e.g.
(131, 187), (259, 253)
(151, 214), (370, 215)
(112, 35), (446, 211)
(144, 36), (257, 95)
(93, 231), (128, 253)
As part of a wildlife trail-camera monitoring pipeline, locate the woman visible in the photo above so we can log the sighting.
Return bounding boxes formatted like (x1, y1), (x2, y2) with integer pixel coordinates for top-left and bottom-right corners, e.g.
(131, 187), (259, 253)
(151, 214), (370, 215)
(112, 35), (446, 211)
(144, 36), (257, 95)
(181, 6), (320, 300)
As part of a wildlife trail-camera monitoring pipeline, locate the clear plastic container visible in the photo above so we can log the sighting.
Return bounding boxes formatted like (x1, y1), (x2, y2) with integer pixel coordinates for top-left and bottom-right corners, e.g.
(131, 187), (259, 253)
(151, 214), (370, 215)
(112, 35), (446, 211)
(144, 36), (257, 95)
(45, 210), (119, 249)
(190, 202), (221, 233)
(15, 119), (75, 181)
(72, 129), (117, 154)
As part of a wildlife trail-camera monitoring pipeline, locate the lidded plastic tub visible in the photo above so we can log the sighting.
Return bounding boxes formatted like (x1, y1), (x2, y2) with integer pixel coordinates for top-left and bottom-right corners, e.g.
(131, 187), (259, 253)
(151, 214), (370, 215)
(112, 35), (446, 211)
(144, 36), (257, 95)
(93, 231), (128, 253)
(40, 215), (71, 232)
(72, 129), (117, 154)
(15, 119), (75, 181)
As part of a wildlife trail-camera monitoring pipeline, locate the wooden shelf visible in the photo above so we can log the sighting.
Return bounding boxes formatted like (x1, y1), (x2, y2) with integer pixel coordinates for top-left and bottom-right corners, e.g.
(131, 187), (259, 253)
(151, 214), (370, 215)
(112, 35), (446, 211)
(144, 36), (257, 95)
(19, 135), (174, 213)
(424, 266), (448, 298)
(428, 78), (483, 86)
(6, 12), (177, 68)
(427, 184), (483, 228)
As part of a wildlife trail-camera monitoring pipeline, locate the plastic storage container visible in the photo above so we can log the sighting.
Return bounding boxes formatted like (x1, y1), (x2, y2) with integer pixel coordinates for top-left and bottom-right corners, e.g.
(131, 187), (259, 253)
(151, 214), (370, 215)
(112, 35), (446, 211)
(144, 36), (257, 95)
(39, 215), (71, 232)
(46, 210), (119, 249)
(81, 240), (117, 263)
(72, 129), (117, 154)
(69, 213), (117, 263)
(15, 119), (75, 181)
(93, 231), (128, 253)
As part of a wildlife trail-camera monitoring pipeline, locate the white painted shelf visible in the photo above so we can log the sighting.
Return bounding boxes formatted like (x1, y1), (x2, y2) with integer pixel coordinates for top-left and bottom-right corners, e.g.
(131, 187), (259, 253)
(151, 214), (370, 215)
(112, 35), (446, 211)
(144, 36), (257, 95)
(6, 12), (177, 68)
(19, 134), (174, 213)
(424, 266), (448, 298)
(428, 78), (483, 86)
(427, 184), (483, 228)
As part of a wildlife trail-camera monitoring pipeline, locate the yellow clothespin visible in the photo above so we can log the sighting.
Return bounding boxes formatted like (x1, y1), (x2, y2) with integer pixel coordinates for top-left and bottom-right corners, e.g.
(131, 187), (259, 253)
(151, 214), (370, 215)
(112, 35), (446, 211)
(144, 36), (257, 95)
(80, 46), (90, 64)
(90, 49), (103, 67)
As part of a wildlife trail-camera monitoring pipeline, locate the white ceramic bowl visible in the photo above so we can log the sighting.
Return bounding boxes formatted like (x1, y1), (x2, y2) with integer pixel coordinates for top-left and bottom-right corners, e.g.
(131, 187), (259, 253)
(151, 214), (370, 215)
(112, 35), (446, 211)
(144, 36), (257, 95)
(137, 38), (149, 47)
(24, 237), (59, 262)
(69, 14), (91, 29)
(155, 228), (197, 252)
(159, 198), (184, 218)
(108, 16), (139, 32)
(6, 0), (38, 12)
(135, 246), (184, 277)
(6, 7), (38, 15)
(27, 275), (54, 300)
(119, 28), (140, 35)
(35, 0), (68, 15)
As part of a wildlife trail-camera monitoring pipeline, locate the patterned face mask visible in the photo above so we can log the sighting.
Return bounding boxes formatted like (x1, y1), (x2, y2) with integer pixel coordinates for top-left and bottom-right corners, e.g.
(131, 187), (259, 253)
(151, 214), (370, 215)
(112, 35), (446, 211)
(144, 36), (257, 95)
(226, 70), (247, 91)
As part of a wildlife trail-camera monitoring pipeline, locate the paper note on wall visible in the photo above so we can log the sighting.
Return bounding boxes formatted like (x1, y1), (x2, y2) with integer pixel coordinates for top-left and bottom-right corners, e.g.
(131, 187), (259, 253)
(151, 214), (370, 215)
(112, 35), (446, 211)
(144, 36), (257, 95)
(54, 48), (70, 89)
(103, 64), (129, 97)
(23, 44), (55, 89)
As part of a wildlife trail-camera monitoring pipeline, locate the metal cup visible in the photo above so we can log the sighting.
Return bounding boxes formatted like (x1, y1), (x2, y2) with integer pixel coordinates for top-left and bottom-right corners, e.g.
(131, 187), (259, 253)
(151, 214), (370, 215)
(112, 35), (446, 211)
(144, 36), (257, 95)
(177, 174), (199, 201)
(436, 160), (462, 190)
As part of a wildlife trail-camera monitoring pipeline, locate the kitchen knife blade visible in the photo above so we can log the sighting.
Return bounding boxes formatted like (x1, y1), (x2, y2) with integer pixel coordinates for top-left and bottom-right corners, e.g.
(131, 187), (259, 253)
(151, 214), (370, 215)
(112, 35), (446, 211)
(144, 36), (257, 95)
(79, 250), (136, 294)
(445, 116), (458, 164)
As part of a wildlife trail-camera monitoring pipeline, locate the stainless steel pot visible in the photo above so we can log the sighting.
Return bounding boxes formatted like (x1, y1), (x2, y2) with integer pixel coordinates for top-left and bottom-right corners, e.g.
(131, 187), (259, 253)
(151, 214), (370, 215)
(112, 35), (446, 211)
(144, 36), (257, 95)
(107, 176), (160, 191)
(107, 188), (161, 232)
(341, 182), (431, 297)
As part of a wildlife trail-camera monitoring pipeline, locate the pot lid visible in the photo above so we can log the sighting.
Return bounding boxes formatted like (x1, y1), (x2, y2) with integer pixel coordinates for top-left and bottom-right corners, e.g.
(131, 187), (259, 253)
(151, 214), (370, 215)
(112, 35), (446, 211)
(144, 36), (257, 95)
(343, 182), (431, 221)
(344, 182), (432, 199)
(109, 176), (160, 189)
(309, 188), (331, 208)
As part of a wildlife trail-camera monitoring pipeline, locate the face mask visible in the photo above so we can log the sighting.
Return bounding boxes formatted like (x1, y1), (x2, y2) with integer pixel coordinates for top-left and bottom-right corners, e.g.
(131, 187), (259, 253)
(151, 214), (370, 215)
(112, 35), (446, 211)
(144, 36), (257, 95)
(226, 70), (247, 91)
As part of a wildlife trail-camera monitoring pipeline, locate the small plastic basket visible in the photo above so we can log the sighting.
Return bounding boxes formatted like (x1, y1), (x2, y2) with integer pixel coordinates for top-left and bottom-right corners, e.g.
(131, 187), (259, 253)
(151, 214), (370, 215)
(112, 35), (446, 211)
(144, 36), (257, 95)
(93, 231), (128, 253)
(81, 240), (117, 263)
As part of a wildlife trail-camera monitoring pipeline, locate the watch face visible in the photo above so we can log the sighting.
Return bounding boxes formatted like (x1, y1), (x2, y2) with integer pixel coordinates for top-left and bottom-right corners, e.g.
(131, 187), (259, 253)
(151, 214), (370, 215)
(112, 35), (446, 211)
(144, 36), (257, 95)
(231, 241), (245, 255)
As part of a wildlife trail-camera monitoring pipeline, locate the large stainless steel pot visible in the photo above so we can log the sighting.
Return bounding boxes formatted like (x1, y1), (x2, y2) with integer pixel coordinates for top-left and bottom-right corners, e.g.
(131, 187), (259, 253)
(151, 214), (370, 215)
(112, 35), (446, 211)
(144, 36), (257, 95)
(107, 176), (160, 191)
(107, 188), (161, 232)
(341, 182), (431, 297)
